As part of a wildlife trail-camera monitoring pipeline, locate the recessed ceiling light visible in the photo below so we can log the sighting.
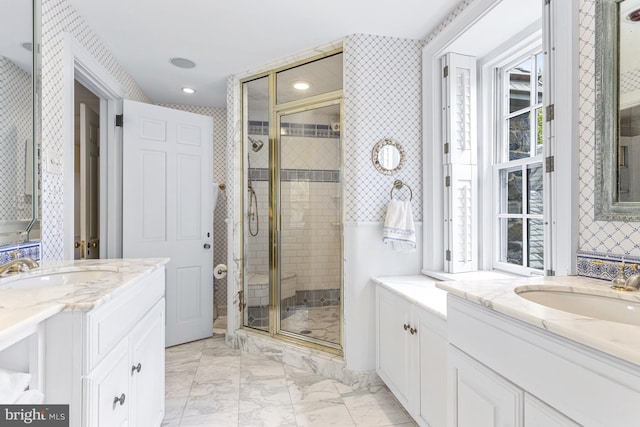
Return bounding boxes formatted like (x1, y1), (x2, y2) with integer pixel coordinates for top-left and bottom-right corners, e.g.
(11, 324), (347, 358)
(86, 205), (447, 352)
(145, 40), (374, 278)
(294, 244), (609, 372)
(182, 87), (196, 94)
(170, 57), (196, 69)
(292, 81), (311, 91)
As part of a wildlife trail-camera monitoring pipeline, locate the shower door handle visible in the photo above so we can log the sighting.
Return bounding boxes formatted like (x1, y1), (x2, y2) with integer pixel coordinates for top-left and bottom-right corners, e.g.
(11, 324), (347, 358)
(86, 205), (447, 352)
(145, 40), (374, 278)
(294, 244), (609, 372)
(203, 243), (211, 249)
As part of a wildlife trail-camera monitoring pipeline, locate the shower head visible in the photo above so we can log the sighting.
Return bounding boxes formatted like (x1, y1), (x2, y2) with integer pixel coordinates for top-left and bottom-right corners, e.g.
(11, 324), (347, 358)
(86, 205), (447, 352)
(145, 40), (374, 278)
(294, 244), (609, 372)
(249, 136), (264, 152)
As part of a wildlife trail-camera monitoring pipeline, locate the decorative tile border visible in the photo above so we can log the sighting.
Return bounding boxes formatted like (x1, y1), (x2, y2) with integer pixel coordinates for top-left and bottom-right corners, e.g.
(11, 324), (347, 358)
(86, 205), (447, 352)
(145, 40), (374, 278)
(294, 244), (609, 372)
(577, 250), (640, 281)
(247, 288), (341, 328)
(0, 241), (41, 264)
(250, 168), (340, 183)
(249, 120), (340, 139)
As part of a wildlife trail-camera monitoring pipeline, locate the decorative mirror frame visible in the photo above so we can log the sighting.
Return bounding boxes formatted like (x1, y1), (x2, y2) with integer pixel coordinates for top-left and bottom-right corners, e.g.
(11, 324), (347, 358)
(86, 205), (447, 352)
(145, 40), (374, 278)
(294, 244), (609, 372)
(594, 0), (640, 221)
(371, 138), (405, 175)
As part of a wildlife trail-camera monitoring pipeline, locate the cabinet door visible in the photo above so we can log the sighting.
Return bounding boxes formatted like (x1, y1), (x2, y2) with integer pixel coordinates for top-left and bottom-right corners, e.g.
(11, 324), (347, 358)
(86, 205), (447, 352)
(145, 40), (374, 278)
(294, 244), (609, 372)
(83, 340), (129, 427)
(417, 309), (447, 427)
(376, 287), (413, 408)
(449, 347), (523, 427)
(129, 299), (165, 427)
(525, 393), (580, 427)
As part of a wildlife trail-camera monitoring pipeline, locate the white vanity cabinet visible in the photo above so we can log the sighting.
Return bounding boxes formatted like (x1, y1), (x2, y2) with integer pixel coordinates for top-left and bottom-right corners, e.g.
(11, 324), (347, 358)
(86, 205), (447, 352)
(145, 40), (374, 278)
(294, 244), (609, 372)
(449, 346), (522, 427)
(46, 267), (166, 427)
(447, 294), (640, 427)
(375, 284), (447, 427)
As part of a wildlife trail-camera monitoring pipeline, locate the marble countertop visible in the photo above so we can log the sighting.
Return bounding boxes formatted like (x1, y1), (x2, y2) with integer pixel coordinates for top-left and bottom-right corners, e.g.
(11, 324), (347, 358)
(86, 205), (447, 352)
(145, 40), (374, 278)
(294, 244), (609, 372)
(372, 275), (448, 320)
(0, 258), (168, 346)
(436, 275), (640, 366)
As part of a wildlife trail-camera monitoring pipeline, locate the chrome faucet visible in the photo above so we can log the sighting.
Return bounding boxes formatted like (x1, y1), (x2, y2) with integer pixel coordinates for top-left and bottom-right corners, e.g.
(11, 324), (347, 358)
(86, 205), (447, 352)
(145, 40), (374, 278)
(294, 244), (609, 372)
(0, 251), (39, 276)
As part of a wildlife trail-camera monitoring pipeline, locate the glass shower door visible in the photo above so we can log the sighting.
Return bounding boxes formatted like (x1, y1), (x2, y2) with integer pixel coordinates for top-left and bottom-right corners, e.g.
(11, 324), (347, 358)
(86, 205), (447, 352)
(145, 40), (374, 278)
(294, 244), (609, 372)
(276, 102), (342, 348)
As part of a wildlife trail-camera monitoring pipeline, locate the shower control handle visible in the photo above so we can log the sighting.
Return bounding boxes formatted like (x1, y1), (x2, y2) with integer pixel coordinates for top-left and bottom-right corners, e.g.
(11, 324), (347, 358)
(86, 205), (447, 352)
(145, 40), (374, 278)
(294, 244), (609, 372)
(203, 243), (211, 249)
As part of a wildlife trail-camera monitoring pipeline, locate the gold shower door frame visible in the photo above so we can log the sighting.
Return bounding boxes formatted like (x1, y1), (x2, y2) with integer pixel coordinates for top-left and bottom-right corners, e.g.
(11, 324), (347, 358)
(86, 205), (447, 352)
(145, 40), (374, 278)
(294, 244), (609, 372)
(272, 98), (344, 353)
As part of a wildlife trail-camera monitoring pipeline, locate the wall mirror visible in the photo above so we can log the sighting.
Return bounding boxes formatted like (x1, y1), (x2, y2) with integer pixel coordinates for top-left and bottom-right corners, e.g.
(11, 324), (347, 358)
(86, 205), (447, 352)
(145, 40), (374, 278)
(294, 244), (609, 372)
(372, 138), (405, 175)
(0, 0), (41, 245)
(595, 0), (640, 221)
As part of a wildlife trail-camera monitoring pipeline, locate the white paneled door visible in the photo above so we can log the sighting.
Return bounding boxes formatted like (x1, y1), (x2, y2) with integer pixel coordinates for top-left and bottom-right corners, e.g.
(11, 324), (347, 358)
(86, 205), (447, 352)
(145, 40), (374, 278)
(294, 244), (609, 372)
(122, 100), (213, 347)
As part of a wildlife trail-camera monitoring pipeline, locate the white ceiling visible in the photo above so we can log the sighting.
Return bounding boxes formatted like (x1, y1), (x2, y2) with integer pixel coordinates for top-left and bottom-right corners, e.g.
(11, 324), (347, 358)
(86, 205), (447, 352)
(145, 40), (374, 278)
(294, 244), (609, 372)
(66, 0), (459, 108)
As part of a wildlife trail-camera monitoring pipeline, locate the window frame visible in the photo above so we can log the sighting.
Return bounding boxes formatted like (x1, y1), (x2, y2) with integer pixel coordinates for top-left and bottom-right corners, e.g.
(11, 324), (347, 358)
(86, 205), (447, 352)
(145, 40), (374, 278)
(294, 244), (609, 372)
(490, 47), (546, 276)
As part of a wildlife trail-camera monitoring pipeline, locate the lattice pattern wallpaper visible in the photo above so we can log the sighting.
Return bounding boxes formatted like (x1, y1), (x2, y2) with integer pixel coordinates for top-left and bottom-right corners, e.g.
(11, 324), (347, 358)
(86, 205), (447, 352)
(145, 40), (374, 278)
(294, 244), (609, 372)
(343, 34), (424, 222)
(578, 0), (640, 257)
(0, 58), (32, 222)
(40, 0), (151, 260)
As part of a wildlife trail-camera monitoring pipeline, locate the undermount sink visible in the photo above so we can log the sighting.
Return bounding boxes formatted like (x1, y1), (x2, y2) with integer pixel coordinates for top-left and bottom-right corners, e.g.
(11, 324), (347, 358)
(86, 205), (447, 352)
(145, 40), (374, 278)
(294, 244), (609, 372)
(515, 286), (640, 326)
(0, 269), (117, 289)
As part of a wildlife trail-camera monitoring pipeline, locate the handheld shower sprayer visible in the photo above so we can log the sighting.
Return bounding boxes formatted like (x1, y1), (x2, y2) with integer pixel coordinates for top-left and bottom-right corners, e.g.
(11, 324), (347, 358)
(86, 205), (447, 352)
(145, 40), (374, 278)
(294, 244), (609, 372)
(249, 136), (264, 152)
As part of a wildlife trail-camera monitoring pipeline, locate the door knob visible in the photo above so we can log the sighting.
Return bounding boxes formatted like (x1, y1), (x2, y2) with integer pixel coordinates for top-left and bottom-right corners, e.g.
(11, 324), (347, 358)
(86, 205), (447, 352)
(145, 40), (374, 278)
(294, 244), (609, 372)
(203, 243), (211, 249)
(89, 242), (98, 248)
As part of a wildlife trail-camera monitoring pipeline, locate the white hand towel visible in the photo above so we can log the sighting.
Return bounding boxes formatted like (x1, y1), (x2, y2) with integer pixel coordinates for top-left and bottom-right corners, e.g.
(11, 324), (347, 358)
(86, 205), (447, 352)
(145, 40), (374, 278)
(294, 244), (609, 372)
(15, 389), (44, 404)
(0, 367), (31, 403)
(382, 199), (416, 252)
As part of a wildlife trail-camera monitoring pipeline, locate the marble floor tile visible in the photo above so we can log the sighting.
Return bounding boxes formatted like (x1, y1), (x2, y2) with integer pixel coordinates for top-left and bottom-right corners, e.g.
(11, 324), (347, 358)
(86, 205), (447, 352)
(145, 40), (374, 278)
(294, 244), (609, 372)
(163, 334), (418, 427)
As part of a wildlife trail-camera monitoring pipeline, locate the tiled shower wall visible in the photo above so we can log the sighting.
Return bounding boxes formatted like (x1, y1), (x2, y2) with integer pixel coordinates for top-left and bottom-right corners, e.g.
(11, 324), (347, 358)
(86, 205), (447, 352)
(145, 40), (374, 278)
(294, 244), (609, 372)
(0, 58), (33, 224)
(245, 129), (341, 294)
(41, 0), (150, 260)
(577, 0), (640, 276)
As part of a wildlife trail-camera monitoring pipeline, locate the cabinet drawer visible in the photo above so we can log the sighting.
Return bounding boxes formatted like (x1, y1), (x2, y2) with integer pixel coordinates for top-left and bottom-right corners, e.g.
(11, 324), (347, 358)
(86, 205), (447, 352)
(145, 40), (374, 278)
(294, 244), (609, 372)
(86, 268), (164, 371)
(83, 339), (129, 427)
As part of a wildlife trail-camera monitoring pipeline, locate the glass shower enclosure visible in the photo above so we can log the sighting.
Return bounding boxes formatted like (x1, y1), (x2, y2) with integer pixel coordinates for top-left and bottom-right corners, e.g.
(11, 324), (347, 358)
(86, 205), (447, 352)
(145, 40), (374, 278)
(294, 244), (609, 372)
(241, 52), (343, 352)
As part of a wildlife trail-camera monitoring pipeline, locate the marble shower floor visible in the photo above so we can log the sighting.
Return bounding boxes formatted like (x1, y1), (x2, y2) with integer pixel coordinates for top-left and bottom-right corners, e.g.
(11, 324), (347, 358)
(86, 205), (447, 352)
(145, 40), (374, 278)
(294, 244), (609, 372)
(281, 306), (340, 344)
(162, 335), (418, 427)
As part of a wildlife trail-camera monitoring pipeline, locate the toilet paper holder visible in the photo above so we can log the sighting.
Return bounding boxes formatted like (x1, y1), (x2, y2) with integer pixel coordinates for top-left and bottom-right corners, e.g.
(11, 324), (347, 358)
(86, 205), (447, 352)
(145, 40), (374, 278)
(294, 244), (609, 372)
(214, 264), (227, 279)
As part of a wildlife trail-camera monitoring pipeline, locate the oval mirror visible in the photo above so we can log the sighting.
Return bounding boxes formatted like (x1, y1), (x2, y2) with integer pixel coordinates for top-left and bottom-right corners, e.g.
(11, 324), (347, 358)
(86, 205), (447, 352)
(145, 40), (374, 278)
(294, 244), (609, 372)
(372, 138), (405, 175)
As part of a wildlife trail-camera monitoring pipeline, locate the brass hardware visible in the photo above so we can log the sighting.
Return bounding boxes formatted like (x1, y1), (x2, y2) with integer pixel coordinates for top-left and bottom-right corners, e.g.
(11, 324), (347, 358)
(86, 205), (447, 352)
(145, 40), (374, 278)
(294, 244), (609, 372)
(131, 363), (142, 374)
(9, 250), (21, 260)
(89, 242), (97, 249)
(80, 240), (85, 259)
(218, 183), (226, 191)
(410, 327), (418, 335)
(0, 256), (39, 276)
(74, 242), (80, 249)
(403, 323), (410, 331)
(238, 290), (246, 312)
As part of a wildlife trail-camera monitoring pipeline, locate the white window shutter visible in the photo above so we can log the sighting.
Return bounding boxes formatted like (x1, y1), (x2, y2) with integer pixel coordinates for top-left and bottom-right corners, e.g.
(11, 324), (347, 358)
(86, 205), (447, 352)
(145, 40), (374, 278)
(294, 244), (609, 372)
(444, 164), (477, 273)
(442, 53), (477, 166)
(442, 52), (477, 273)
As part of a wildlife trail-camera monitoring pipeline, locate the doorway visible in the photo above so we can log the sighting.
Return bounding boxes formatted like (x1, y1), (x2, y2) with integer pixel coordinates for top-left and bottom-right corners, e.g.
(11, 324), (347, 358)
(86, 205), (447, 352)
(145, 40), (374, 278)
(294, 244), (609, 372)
(73, 80), (100, 259)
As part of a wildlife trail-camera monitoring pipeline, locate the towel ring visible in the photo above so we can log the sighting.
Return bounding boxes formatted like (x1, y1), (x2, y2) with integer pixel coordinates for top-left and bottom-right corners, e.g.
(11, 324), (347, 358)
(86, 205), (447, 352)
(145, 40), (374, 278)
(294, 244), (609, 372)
(390, 179), (412, 201)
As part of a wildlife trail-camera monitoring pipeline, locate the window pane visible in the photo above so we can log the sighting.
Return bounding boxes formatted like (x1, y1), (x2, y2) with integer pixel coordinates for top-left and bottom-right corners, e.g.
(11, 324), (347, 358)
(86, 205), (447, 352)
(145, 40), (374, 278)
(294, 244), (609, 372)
(276, 53), (343, 104)
(536, 52), (544, 104)
(500, 168), (523, 214)
(509, 112), (531, 160)
(535, 107), (544, 156)
(528, 219), (544, 269)
(527, 164), (543, 214)
(500, 218), (523, 266)
(509, 58), (532, 113)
